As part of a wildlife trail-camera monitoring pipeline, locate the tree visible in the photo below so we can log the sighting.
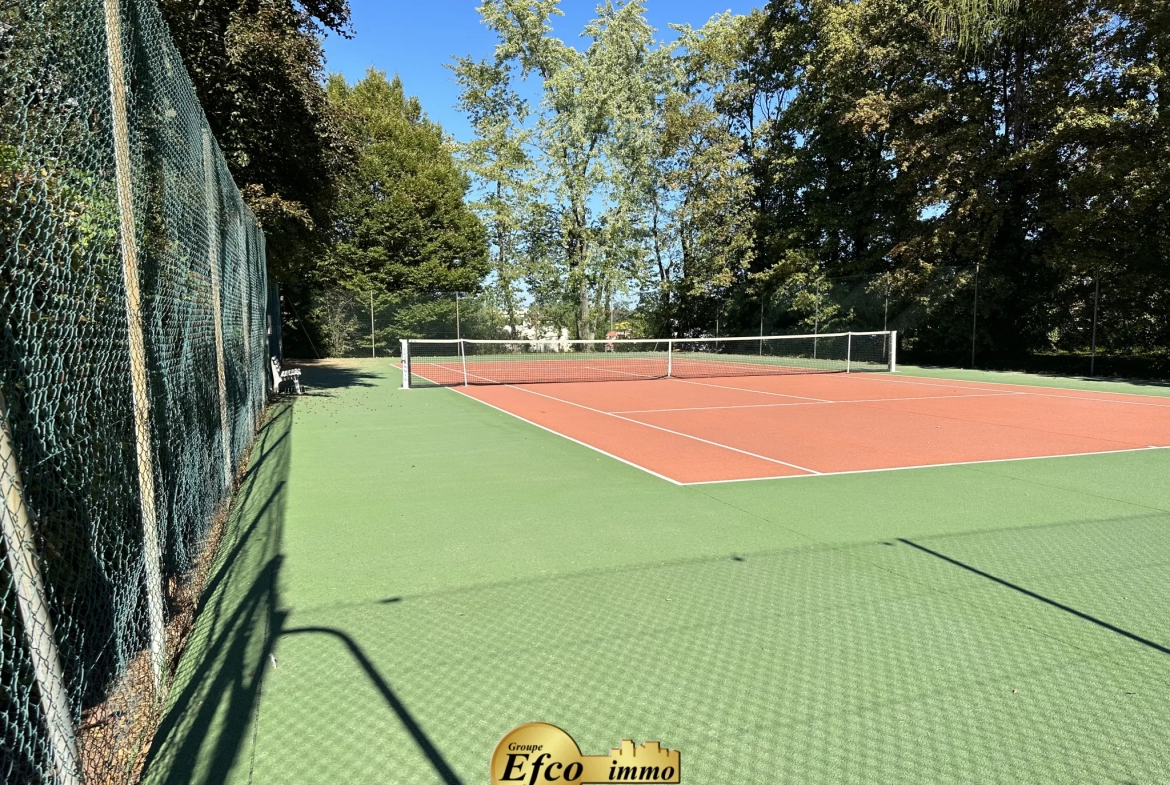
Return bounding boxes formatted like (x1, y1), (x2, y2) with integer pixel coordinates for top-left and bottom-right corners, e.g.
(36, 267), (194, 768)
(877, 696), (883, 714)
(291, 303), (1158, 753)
(475, 0), (658, 338)
(157, 0), (352, 283)
(324, 70), (488, 296)
(739, 0), (1169, 363)
(450, 55), (534, 336)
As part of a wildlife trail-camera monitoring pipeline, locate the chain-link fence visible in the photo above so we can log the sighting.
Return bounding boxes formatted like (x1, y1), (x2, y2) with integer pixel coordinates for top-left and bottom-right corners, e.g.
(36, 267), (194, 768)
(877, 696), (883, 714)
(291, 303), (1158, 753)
(1, 1), (270, 783)
(735, 265), (1168, 378)
(281, 288), (513, 359)
(301, 267), (1165, 378)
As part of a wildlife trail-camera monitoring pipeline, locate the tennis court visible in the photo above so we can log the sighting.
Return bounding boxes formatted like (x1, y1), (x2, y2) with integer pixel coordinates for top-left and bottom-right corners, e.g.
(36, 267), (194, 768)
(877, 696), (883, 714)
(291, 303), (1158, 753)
(453, 373), (1170, 484)
(403, 334), (1170, 484)
(143, 359), (1170, 785)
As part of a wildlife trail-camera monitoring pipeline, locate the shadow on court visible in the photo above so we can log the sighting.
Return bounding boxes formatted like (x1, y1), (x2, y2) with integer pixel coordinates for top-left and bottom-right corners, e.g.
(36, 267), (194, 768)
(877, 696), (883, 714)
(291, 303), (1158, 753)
(291, 360), (381, 393)
(281, 627), (465, 785)
(140, 403), (293, 785)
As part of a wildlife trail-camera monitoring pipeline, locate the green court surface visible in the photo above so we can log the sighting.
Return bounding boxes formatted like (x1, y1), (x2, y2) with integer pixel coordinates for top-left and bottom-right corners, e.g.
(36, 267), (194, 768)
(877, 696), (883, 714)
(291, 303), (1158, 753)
(142, 361), (1170, 785)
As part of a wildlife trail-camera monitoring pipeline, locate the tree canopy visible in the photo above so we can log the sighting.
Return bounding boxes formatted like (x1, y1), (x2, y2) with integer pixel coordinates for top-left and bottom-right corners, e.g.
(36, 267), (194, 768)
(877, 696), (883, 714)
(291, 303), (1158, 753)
(447, 0), (1168, 372)
(158, 0), (352, 282)
(324, 70), (488, 295)
(161, 0), (1168, 372)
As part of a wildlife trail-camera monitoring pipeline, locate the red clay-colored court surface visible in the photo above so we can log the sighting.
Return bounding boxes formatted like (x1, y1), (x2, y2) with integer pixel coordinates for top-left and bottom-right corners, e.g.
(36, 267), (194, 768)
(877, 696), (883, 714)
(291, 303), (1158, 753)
(440, 372), (1170, 485)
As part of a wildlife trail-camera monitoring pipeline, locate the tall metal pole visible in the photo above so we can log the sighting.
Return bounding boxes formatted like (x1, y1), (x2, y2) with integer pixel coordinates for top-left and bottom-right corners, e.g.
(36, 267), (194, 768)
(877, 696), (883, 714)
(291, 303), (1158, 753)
(202, 130), (233, 491)
(455, 291), (462, 342)
(759, 295), (764, 355)
(370, 291), (375, 359)
(104, 0), (166, 689)
(814, 279), (820, 359)
(1090, 269), (1100, 376)
(971, 261), (980, 369)
(884, 273), (890, 333)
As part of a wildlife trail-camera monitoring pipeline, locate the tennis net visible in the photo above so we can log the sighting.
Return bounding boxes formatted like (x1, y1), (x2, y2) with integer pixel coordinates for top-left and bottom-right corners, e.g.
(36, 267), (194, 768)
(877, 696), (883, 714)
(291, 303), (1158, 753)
(401, 331), (896, 388)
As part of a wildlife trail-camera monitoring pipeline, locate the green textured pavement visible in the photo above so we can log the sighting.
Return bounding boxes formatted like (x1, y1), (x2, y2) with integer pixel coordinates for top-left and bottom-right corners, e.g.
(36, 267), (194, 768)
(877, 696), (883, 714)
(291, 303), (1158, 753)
(142, 360), (1170, 785)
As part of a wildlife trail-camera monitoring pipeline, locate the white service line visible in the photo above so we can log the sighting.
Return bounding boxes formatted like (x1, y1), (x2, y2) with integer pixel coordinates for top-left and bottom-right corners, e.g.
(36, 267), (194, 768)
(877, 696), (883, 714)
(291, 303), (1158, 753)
(613, 391), (1023, 414)
(447, 387), (684, 485)
(507, 385), (821, 475)
(670, 376), (831, 402)
(682, 445), (1170, 486)
(848, 373), (1170, 408)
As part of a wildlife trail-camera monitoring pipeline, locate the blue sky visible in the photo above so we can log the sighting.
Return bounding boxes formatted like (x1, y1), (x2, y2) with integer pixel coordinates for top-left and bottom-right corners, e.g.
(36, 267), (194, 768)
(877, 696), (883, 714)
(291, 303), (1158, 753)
(322, 1), (759, 143)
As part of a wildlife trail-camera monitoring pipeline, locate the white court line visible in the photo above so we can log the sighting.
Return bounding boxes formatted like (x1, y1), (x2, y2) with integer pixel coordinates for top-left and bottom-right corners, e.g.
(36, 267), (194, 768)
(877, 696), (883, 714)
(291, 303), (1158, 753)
(506, 385), (820, 475)
(671, 377), (831, 402)
(848, 373), (1170, 409)
(613, 391), (1023, 414)
(446, 387), (684, 485)
(682, 446), (1170, 486)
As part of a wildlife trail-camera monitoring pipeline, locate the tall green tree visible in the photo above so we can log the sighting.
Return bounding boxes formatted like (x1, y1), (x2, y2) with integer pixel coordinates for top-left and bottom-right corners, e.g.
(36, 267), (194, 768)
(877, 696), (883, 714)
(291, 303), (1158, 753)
(450, 56), (533, 335)
(158, 0), (352, 282)
(324, 70), (488, 295)
(744, 0), (1169, 359)
(476, 0), (657, 338)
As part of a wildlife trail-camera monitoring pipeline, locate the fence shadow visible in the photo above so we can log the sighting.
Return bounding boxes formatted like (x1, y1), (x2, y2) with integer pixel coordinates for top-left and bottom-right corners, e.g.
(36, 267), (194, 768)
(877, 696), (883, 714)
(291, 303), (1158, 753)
(291, 360), (383, 392)
(280, 627), (466, 785)
(139, 401), (295, 785)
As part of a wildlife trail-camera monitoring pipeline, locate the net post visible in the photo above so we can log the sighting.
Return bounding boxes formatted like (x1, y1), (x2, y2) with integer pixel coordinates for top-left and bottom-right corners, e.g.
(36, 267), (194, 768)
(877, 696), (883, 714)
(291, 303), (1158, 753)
(846, 332), (852, 373)
(401, 340), (412, 389)
(889, 330), (898, 372)
(0, 392), (82, 785)
(104, 0), (166, 690)
(460, 339), (469, 386)
(203, 129), (234, 491)
(667, 340), (673, 378)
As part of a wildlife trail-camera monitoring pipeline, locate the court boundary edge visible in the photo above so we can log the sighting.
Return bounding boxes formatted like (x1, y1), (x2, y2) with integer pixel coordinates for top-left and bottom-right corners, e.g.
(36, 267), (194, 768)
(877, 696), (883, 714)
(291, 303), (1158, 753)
(446, 387), (685, 486)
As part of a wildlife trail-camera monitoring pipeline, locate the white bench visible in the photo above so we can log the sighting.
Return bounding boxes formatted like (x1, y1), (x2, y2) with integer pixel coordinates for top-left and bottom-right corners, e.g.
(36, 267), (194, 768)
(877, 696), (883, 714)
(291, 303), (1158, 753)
(269, 356), (302, 395)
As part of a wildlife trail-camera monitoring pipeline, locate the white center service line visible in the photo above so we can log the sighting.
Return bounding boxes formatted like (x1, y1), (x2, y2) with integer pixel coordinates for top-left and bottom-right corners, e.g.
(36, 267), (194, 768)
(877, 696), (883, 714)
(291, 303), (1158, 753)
(507, 385), (821, 475)
(671, 376), (831, 402)
(613, 391), (1023, 414)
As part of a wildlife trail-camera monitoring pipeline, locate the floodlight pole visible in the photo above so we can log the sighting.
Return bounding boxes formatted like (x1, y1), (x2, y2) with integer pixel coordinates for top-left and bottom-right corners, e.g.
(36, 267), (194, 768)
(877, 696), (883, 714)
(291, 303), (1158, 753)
(370, 291), (375, 359)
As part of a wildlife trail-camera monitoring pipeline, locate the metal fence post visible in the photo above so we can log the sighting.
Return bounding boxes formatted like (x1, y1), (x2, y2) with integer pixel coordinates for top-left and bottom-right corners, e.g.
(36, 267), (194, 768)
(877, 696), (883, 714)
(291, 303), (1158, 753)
(971, 261), (980, 369)
(103, 0), (167, 689)
(1090, 269), (1100, 376)
(203, 130), (234, 489)
(460, 339), (469, 386)
(239, 214), (251, 393)
(401, 340), (412, 389)
(0, 393), (81, 785)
